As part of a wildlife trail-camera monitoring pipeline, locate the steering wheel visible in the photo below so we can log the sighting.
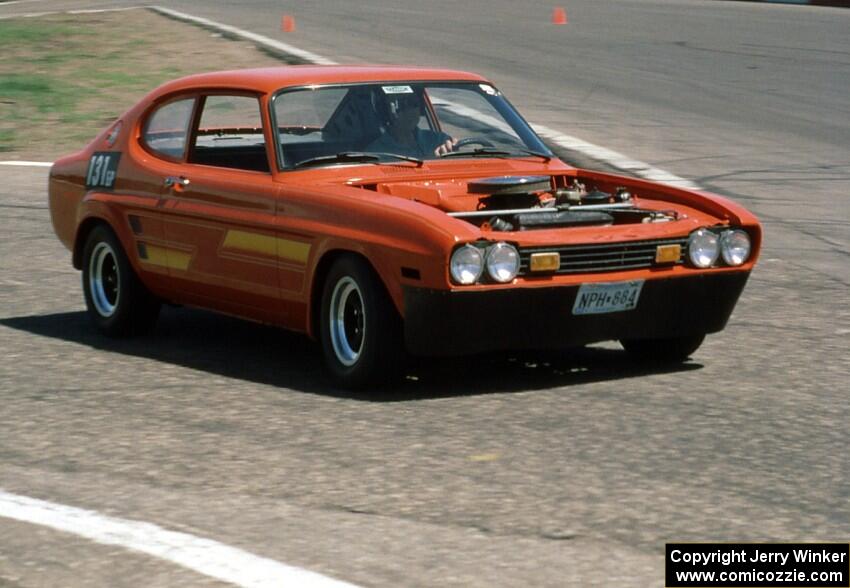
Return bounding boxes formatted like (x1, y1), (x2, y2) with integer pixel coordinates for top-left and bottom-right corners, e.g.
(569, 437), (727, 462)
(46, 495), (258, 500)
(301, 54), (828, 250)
(452, 137), (495, 150)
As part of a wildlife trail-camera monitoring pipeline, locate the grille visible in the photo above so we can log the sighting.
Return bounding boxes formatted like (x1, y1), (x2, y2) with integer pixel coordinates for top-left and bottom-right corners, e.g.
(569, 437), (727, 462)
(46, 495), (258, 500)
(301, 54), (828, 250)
(519, 237), (688, 275)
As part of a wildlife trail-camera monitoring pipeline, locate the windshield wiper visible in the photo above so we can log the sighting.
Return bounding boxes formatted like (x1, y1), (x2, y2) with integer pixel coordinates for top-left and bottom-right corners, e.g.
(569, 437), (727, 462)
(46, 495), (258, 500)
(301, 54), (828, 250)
(512, 148), (552, 161)
(369, 151), (424, 165)
(440, 147), (551, 161)
(292, 151), (422, 169)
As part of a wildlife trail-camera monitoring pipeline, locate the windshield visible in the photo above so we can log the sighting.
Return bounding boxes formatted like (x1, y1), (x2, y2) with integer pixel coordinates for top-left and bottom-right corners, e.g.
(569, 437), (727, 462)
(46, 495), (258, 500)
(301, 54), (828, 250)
(271, 82), (552, 169)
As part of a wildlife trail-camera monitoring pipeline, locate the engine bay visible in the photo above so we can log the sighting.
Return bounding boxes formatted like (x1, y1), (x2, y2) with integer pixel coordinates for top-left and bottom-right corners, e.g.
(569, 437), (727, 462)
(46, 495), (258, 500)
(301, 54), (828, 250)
(370, 174), (682, 231)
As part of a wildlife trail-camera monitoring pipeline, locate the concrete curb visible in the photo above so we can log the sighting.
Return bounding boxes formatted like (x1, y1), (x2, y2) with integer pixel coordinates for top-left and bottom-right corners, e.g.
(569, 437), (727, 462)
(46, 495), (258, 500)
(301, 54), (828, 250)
(718, 0), (850, 7)
(146, 6), (697, 187)
(0, 4), (697, 187)
(148, 6), (337, 66)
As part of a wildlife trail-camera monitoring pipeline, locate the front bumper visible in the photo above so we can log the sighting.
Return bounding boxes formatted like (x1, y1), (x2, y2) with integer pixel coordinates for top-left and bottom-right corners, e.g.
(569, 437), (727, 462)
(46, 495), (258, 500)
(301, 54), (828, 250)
(403, 271), (750, 356)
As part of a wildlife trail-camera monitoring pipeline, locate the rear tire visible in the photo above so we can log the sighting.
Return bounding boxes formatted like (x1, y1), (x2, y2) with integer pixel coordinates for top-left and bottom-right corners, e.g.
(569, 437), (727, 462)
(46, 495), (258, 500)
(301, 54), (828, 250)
(620, 334), (705, 362)
(320, 255), (404, 389)
(81, 224), (160, 336)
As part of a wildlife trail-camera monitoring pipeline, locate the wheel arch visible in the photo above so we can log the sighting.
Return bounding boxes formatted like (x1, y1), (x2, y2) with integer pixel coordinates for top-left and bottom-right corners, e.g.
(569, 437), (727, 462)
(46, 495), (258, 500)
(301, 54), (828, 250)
(73, 216), (112, 270)
(308, 248), (399, 341)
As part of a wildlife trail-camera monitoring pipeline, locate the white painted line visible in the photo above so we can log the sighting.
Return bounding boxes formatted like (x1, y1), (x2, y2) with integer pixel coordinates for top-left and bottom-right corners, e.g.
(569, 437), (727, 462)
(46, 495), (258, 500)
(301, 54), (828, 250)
(0, 489), (360, 588)
(0, 161), (52, 167)
(531, 123), (701, 190)
(1, 5), (698, 189)
(0, 6), (141, 20)
(149, 6), (338, 66)
(68, 8), (142, 15)
(431, 99), (516, 136)
(146, 6), (699, 189)
(0, 10), (51, 18)
(0, 0), (53, 6)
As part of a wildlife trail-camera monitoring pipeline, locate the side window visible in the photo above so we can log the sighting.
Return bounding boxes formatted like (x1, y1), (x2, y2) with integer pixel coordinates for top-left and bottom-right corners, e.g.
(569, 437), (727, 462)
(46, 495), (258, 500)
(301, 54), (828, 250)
(142, 97), (195, 160)
(189, 95), (269, 172)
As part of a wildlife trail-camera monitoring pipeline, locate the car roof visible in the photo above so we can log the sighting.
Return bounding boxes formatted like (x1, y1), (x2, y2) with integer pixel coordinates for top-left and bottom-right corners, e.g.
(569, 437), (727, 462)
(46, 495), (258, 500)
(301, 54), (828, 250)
(152, 65), (489, 96)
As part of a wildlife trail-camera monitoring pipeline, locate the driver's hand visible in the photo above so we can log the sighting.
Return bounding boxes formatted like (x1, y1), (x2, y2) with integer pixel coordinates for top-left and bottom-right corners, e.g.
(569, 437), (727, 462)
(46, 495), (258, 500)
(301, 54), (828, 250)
(433, 137), (457, 156)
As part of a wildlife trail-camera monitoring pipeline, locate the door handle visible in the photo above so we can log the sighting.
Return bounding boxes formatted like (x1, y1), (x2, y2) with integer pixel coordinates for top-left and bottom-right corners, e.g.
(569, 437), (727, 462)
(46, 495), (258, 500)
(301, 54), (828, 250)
(164, 176), (190, 189)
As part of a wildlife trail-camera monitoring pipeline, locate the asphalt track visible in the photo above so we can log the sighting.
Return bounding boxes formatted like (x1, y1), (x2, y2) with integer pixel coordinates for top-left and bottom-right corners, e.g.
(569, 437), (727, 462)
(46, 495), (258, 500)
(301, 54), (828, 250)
(1, 1), (848, 586)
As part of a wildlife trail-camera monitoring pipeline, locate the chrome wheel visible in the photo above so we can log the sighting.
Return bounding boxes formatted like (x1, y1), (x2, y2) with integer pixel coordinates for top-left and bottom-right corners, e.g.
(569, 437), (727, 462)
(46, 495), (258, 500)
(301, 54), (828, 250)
(329, 276), (365, 367)
(88, 241), (120, 317)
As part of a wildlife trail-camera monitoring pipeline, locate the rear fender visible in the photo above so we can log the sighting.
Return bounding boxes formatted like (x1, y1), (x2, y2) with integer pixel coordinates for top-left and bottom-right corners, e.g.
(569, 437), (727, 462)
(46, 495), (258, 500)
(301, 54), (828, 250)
(73, 195), (139, 274)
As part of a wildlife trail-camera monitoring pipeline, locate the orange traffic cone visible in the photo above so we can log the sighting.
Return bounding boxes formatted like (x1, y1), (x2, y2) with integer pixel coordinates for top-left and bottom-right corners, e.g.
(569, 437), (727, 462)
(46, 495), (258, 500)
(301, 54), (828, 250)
(281, 15), (296, 32)
(552, 7), (567, 24)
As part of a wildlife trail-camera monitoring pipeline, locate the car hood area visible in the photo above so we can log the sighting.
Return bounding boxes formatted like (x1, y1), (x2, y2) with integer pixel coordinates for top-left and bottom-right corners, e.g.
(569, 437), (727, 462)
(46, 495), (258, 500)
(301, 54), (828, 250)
(306, 162), (761, 248)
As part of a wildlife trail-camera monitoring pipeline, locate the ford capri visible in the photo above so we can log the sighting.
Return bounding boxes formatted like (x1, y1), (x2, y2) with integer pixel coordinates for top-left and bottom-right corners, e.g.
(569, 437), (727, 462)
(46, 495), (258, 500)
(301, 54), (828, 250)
(48, 66), (761, 388)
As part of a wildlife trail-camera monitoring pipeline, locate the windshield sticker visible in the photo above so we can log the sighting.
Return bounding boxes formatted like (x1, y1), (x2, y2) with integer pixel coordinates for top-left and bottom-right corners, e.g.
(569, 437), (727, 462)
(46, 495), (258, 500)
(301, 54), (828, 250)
(479, 84), (498, 96)
(381, 85), (414, 94)
(85, 152), (121, 190)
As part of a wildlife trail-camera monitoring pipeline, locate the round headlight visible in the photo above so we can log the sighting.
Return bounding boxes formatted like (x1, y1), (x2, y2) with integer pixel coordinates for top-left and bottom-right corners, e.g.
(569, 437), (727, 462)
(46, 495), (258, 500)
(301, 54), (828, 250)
(485, 242), (519, 283)
(688, 229), (719, 268)
(720, 229), (751, 266)
(450, 245), (484, 285)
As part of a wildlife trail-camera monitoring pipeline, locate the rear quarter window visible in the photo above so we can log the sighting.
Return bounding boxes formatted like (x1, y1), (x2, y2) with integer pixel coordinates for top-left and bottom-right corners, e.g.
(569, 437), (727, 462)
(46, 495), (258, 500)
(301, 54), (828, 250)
(142, 97), (195, 160)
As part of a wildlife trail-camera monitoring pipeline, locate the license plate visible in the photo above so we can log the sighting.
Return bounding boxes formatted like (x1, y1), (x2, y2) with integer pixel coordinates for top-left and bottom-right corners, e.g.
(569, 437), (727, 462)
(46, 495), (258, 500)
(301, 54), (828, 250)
(572, 280), (644, 315)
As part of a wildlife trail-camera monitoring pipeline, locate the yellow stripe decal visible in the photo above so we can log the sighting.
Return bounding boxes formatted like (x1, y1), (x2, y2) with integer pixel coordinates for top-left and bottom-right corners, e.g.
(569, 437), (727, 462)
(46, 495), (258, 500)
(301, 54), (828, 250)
(223, 230), (277, 257)
(276, 238), (311, 264)
(223, 230), (310, 264)
(140, 244), (191, 271)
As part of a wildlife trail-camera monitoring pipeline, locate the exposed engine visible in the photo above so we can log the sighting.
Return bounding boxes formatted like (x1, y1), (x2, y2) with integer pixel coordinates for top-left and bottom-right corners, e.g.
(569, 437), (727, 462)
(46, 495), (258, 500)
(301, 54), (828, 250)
(451, 175), (679, 231)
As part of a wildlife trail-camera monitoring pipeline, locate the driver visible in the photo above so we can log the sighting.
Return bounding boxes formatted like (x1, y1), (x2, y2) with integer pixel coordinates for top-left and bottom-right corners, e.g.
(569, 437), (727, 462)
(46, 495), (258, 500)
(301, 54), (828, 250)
(367, 90), (456, 158)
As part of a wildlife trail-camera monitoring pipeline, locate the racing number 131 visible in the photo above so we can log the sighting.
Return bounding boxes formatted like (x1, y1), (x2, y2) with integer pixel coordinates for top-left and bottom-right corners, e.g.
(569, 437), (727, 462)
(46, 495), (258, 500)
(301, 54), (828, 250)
(85, 152), (121, 189)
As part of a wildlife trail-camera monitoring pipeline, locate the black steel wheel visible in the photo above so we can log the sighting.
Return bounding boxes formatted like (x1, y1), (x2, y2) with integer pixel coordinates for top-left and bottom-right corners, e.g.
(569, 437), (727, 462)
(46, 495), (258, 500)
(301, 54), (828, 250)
(81, 224), (160, 336)
(620, 334), (706, 363)
(320, 255), (404, 389)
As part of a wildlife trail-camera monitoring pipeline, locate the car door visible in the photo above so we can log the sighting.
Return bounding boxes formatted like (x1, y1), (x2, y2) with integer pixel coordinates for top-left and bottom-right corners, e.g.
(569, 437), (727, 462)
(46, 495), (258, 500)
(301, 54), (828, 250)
(125, 95), (199, 287)
(155, 93), (286, 324)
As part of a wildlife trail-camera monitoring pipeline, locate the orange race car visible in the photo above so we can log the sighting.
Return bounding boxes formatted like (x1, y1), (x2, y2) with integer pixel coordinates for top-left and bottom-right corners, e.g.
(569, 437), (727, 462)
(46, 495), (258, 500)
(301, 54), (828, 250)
(48, 66), (761, 388)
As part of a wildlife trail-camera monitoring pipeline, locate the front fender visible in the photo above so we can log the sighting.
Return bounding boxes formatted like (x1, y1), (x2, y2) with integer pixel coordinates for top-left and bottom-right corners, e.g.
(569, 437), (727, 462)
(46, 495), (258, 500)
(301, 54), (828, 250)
(282, 184), (470, 338)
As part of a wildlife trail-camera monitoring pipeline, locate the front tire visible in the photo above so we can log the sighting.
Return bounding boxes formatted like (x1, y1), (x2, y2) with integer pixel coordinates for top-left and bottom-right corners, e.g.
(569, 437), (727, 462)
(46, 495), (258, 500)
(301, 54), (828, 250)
(320, 256), (403, 389)
(620, 334), (705, 362)
(81, 224), (160, 336)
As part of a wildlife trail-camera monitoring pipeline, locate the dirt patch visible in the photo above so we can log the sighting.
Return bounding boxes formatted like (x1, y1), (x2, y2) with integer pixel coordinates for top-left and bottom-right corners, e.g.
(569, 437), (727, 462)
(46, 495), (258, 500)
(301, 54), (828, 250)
(0, 8), (288, 160)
